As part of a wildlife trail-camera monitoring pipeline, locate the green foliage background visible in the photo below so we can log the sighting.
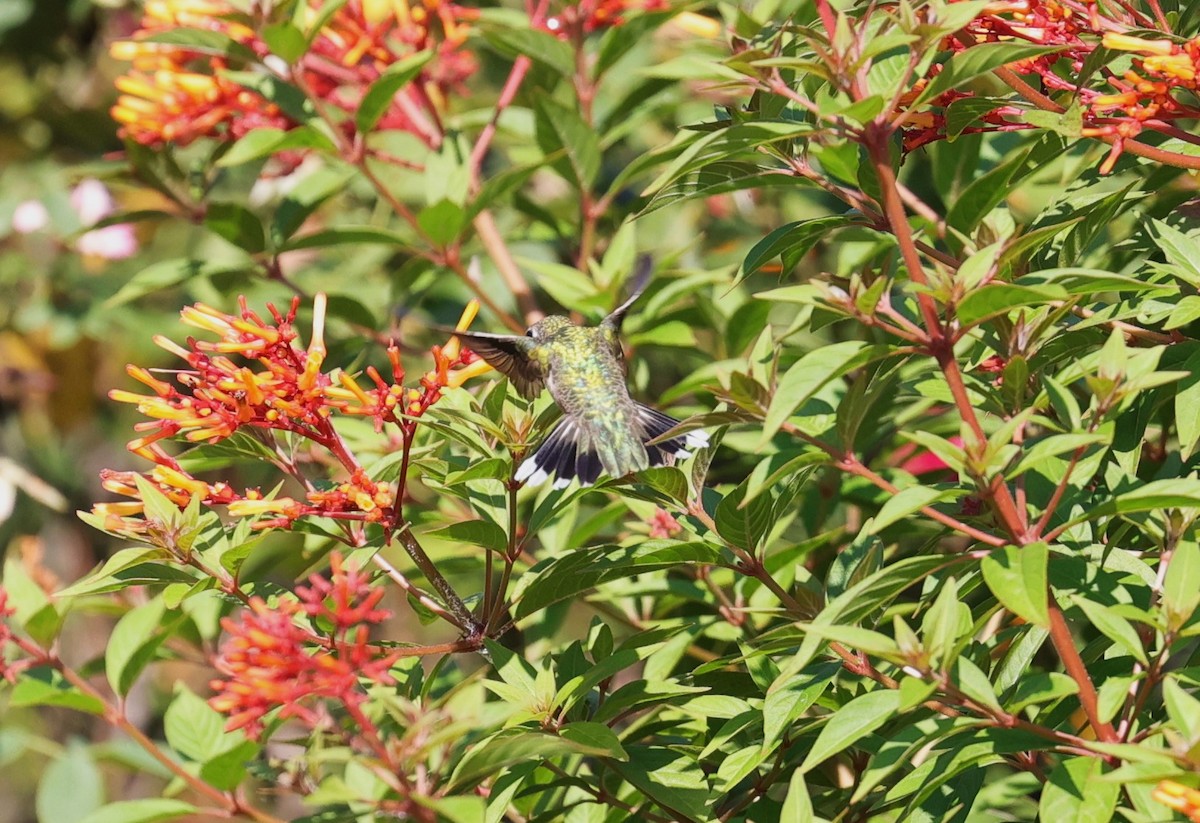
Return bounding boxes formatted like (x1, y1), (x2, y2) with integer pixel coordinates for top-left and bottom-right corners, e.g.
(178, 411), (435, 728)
(3, 0), (1200, 822)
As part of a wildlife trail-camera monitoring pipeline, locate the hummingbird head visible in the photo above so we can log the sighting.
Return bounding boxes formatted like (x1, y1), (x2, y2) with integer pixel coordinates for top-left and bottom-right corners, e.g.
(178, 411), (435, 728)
(525, 315), (574, 341)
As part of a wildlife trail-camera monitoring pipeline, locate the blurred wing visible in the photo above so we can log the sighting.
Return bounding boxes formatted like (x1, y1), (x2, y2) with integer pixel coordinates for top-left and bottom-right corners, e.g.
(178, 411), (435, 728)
(601, 254), (654, 334)
(436, 327), (545, 399)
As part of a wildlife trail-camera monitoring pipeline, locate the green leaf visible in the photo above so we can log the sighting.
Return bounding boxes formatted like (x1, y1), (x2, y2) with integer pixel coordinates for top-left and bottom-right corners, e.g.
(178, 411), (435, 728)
(1163, 540), (1200, 628)
(104, 258), (252, 308)
(761, 342), (885, 444)
(137, 28), (257, 62)
(1074, 479), (1200, 526)
(278, 226), (408, 252)
(513, 541), (721, 618)
(217, 125), (336, 167)
(1038, 757), (1118, 823)
(956, 283), (1068, 326)
(558, 722), (628, 760)
(106, 599), (172, 696)
(1164, 677), (1200, 741)
(448, 729), (627, 791)
(914, 43), (1065, 106)
(425, 519), (507, 552)
(1166, 295), (1200, 330)
(981, 543), (1049, 628)
(714, 477), (775, 550)
(221, 70), (312, 123)
(535, 97), (601, 190)
(1070, 595), (1147, 665)
(742, 216), (857, 278)
(261, 21), (307, 63)
(1005, 671), (1078, 713)
(269, 165), (355, 244)
(412, 796), (487, 823)
(479, 24), (575, 77)
(945, 96), (1007, 139)
(781, 768), (815, 823)
(417, 199), (466, 246)
(800, 689), (901, 772)
(78, 799), (199, 823)
(1151, 219), (1200, 288)
(870, 486), (957, 534)
(163, 684), (242, 763)
(356, 50), (434, 133)
(610, 745), (711, 820)
(1020, 267), (1171, 295)
(204, 202), (265, 254)
(37, 741), (104, 823)
(9, 667), (105, 714)
(763, 669), (836, 753)
(1176, 348), (1200, 460)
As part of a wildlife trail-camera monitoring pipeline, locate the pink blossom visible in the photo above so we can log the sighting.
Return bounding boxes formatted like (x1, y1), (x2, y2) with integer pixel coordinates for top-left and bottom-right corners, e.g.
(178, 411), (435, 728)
(77, 224), (139, 260)
(71, 179), (138, 260)
(11, 201), (49, 234)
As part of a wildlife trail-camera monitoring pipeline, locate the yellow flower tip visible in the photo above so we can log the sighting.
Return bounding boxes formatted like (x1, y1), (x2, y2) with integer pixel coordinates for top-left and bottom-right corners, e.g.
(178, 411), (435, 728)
(1153, 780), (1200, 819)
(110, 41), (147, 62)
(339, 372), (374, 406)
(92, 501), (147, 518)
(455, 299), (481, 332)
(181, 305), (237, 336)
(227, 498), (298, 517)
(151, 466), (211, 496)
(153, 334), (192, 360)
(447, 358), (496, 388)
(1144, 54), (1196, 80)
(309, 293), (328, 359)
(239, 367), (266, 406)
(109, 389), (150, 405)
(1092, 92), (1139, 108)
(1102, 33), (1175, 56)
(363, 0), (393, 23)
(127, 365), (173, 395)
(666, 11), (722, 39)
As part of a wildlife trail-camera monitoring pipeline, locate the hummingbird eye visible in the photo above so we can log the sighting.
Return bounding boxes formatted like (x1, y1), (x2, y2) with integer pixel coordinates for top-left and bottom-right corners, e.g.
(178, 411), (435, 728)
(525, 328), (536, 339)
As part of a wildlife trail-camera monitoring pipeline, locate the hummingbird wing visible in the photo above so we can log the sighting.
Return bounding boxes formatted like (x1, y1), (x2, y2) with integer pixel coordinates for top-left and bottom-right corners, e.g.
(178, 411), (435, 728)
(600, 254), (654, 334)
(435, 327), (545, 399)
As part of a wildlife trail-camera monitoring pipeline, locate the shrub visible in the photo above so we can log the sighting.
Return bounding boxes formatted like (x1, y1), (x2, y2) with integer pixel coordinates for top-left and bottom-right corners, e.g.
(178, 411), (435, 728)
(3, 0), (1200, 821)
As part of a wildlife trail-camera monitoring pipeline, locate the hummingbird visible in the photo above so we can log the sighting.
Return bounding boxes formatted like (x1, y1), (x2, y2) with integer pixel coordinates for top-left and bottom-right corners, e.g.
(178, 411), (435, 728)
(442, 257), (709, 488)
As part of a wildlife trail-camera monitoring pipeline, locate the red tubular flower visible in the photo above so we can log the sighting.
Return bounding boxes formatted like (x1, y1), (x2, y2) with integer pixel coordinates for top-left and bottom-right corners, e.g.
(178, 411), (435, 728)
(110, 0), (477, 153)
(208, 553), (397, 739)
(95, 295), (492, 532)
(543, 0), (668, 36)
(901, 1), (1200, 173)
(1154, 781), (1200, 823)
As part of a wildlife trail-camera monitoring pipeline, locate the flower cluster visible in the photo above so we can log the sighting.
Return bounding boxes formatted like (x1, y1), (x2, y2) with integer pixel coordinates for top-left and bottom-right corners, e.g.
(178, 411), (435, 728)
(110, 0), (475, 152)
(902, 1), (1200, 172)
(1155, 780), (1200, 823)
(209, 553), (397, 738)
(647, 507), (683, 538)
(94, 295), (490, 532)
(543, 0), (669, 37)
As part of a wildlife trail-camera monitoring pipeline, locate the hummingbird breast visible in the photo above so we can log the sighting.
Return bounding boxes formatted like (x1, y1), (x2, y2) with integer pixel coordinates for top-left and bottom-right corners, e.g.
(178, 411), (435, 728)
(543, 328), (635, 419)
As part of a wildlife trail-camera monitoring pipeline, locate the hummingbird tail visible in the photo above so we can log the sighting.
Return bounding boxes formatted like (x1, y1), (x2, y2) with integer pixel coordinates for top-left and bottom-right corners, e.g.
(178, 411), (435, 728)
(633, 405), (710, 467)
(514, 407), (709, 489)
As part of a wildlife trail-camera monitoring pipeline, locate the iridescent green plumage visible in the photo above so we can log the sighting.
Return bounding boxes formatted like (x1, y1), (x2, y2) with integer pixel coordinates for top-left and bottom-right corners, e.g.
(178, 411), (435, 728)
(444, 258), (708, 487)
